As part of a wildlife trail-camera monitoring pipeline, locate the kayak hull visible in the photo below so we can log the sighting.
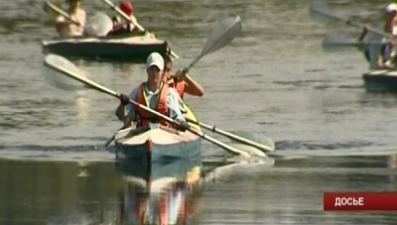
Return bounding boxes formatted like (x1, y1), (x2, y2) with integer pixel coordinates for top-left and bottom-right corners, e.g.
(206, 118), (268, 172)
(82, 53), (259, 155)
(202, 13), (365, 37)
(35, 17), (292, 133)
(42, 35), (172, 61)
(362, 70), (397, 92)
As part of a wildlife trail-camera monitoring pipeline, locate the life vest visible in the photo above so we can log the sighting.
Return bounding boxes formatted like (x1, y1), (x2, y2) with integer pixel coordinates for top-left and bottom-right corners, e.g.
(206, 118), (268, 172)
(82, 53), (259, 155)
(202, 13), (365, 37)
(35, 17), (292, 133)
(135, 82), (169, 127)
(169, 78), (186, 99)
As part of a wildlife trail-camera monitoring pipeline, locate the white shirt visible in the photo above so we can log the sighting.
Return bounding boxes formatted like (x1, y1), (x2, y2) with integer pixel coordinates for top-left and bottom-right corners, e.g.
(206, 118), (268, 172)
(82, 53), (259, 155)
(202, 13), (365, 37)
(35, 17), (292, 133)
(56, 9), (86, 37)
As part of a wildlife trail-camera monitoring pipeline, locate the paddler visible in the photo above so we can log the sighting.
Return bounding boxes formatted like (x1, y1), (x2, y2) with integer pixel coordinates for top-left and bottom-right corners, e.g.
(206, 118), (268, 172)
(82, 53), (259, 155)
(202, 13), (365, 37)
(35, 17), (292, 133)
(115, 52), (190, 131)
(358, 3), (397, 68)
(54, 0), (86, 37)
(163, 54), (204, 100)
(108, 1), (146, 36)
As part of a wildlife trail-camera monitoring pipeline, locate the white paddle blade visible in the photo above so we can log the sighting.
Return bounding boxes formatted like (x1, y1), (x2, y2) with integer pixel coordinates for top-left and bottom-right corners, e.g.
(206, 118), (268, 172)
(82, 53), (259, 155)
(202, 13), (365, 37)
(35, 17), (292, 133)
(43, 54), (89, 91)
(227, 131), (275, 152)
(85, 12), (113, 37)
(322, 32), (360, 51)
(201, 15), (242, 56)
(228, 143), (266, 157)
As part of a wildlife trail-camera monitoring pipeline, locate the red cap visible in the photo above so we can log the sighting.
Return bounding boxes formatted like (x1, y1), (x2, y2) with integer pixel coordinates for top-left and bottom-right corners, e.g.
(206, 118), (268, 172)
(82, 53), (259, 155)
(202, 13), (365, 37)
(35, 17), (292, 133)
(119, 1), (134, 15)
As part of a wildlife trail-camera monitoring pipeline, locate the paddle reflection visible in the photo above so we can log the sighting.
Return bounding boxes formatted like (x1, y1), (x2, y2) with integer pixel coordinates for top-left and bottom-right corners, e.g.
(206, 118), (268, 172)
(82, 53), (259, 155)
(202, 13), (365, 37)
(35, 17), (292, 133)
(114, 157), (203, 225)
(387, 154), (397, 183)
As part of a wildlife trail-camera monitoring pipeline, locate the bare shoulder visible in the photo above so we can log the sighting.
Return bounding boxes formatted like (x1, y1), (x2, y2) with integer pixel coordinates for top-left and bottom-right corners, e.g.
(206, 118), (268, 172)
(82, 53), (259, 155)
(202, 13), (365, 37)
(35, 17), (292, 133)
(78, 8), (87, 16)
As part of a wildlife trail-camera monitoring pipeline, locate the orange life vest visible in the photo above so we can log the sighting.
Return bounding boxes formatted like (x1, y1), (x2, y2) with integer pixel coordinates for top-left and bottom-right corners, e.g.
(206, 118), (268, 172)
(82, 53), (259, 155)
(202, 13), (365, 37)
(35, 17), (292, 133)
(169, 78), (186, 99)
(135, 82), (169, 127)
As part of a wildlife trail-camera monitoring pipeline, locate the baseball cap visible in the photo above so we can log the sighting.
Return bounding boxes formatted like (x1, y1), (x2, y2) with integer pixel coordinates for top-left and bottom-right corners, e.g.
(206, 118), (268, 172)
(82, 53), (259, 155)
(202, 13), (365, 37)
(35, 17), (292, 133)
(146, 52), (164, 71)
(385, 3), (397, 12)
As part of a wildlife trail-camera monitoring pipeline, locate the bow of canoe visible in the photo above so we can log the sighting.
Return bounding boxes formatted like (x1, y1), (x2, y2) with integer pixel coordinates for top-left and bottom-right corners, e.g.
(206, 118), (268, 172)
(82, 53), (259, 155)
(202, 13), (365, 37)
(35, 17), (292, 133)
(114, 101), (202, 161)
(362, 70), (397, 92)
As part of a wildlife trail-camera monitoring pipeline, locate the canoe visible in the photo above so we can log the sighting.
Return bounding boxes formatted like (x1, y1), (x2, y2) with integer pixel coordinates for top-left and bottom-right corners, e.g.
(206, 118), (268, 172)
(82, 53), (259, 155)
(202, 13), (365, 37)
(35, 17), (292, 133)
(362, 70), (397, 92)
(114, 101), (202, 162)
(115, 157), (203, 225)
(115, 156), (202, 185)
(41, 34), (173, 61)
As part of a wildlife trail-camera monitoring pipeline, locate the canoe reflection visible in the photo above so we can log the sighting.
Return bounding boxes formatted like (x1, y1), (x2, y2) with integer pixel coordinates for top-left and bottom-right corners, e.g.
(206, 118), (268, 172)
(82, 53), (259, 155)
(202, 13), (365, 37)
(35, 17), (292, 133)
(114, 157), (203, 225)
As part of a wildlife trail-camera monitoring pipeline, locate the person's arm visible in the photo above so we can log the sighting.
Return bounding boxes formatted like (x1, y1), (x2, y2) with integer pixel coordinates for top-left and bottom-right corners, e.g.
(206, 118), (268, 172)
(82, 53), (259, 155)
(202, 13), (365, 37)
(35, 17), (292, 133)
(130, 15), (145, 33)
(358, 25), (370, 42)
(167, 88), (185, 122)
(115, 89), (137, 122)
(55, 15), (70, 32)
(175, 70), (204, 97)
(78, 10), (86, 27)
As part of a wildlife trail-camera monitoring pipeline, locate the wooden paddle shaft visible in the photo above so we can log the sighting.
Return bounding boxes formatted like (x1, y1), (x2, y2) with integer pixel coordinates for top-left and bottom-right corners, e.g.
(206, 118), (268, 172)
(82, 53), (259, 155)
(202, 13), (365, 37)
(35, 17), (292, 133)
(100, 0), (145, 31)
(45, 1), (82, 26)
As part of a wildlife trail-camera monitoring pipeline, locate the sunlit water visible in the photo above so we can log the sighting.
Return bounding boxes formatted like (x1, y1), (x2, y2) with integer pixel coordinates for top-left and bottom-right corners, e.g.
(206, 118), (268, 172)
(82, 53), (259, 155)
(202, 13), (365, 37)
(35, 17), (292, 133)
(1, 0), (397, 224)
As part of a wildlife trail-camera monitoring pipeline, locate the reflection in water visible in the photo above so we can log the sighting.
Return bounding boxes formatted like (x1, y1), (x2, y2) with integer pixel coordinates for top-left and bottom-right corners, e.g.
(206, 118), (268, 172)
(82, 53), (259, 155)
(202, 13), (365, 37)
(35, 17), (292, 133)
(113, 156), (271, 225)
(114, 157), (203, 225)
(3, 155), (394, 225)
(359, 92), (397, 108)
(43, 58), (92, 126)
(75, 95), (90, 126)
(387, 154), (397, 183)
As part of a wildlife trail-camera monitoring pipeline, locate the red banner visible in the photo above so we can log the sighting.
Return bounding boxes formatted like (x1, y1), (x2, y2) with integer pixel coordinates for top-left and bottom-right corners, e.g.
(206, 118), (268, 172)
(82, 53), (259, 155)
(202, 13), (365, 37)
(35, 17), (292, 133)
(323, 192), (397, 211)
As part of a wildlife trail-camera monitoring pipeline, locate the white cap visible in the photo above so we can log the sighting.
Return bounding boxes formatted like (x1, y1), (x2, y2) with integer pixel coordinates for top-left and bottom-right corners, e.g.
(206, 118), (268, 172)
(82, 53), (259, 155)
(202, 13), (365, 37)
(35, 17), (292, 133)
(146, 52), (164, 71)
(385, 3), (397, 12)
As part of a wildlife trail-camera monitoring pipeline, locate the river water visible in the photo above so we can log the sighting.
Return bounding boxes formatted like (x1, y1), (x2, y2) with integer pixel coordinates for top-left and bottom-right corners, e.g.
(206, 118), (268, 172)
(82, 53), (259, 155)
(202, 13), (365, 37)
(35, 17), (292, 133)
(1, 0), (397, 224)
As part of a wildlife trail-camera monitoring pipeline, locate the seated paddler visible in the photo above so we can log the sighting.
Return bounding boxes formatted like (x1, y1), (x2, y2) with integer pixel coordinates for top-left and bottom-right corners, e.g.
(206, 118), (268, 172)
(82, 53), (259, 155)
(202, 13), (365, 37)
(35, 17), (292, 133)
(162, 54), (204, 100)
(54, 0), (86, 38)
(107, 1), (146, 36)
(115, 52), (190, 131)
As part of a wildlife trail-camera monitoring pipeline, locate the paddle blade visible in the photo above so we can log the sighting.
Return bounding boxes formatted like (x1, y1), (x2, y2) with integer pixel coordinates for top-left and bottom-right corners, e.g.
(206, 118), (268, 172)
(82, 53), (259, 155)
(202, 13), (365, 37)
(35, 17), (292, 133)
(201, 14), (242, 56)
(322, 32), (362, 51)
(43, 54), (89, 91)
(309, 1), (343, 24)
(227, 143), (267, 157)
(85, 12), (113, 37)
(228, 131), (275, 152)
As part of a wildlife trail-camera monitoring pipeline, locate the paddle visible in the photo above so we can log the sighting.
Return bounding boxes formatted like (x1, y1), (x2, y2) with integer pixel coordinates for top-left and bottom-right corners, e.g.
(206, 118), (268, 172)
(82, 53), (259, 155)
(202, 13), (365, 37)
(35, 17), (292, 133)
(104, 125), (130, 148)
(44, 1), (113, 37)
(186, 118), (274, 153)
(44, 1), (81, 26)
(309, 1), (390, 39)
(183, 14), (242, 73)
(322, 31), (385, 52)
(98, 0), (179, 59)
(43, 54), (252, 157)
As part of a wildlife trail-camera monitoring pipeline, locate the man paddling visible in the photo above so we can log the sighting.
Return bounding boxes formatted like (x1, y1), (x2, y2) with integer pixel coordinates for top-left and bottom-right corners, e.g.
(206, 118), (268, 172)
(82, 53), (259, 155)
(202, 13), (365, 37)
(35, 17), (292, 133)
(115, 52), (189, 130)
(163, 55), (204, 100)
(358, 3), (397, 68)
(108, 1), (146, 36)
(55, 0), (86, 37)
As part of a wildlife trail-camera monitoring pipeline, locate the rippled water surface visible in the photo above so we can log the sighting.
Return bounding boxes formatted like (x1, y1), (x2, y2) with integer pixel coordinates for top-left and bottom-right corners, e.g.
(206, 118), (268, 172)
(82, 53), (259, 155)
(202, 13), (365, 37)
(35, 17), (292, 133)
(1, 0), (397, 224)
